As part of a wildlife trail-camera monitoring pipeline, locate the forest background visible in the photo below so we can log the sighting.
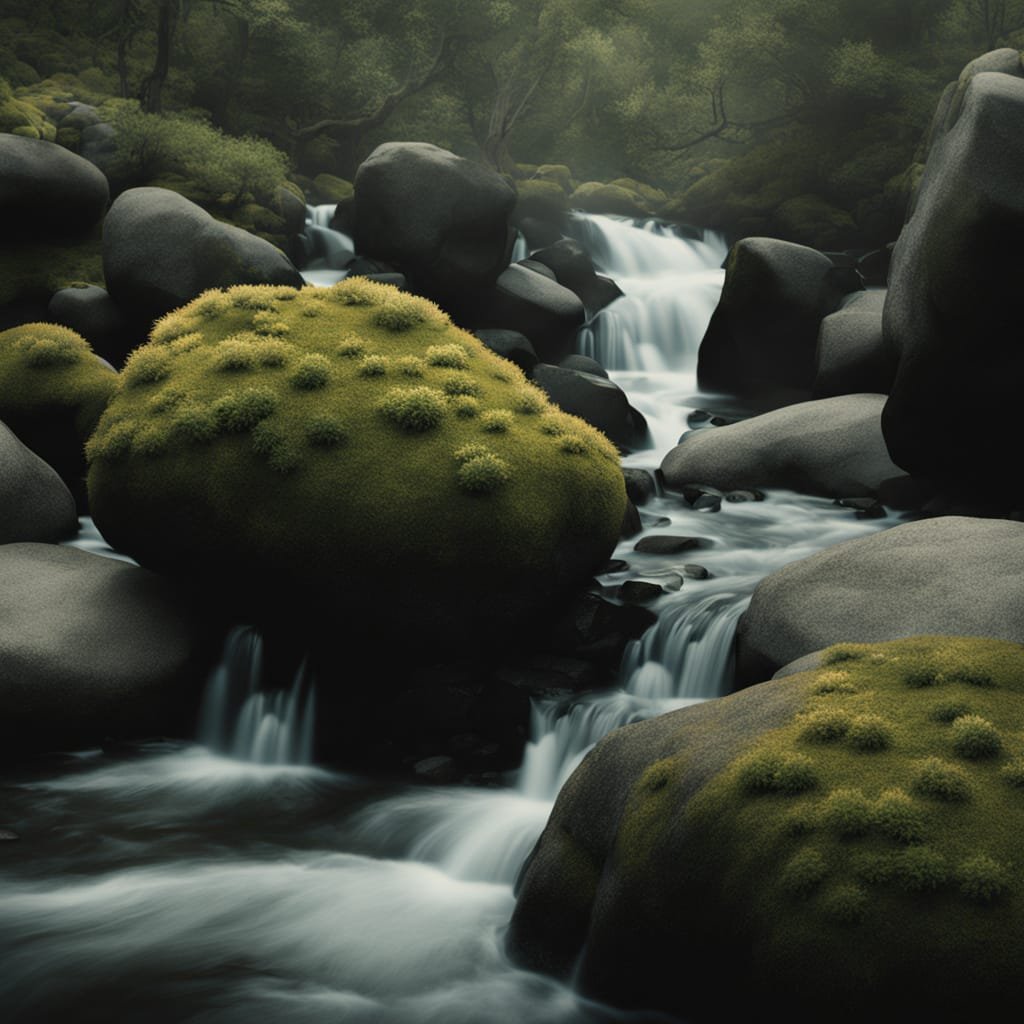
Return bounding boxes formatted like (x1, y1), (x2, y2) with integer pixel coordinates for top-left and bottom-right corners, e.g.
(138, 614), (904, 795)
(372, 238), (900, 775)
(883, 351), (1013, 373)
(2, 0), (1022, 255)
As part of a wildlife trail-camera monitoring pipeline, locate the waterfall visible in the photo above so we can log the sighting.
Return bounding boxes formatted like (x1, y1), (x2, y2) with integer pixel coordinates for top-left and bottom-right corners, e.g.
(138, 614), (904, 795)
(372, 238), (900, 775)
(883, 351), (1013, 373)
(570, 215), (727, 372)
(300, 203), (353, 287)
(198, 626), (317, 765)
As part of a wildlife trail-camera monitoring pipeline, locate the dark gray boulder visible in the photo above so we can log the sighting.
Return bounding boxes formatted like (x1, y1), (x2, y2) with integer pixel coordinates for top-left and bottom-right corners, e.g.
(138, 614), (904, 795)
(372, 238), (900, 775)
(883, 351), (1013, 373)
(530, 239), (624, 318)
(0, 421), (77, 543)
(559, 354), (608, 378)
(0, 543), (212, 758)
(103, 187), (303, 326)
(882, 71), (1024, 498)
(0, 134), (109, 236)
(533, 363), (650, 452)
(735, 515), (1024, 683)
(47, 284), (136, 367)
(353, 142), (516, 298)
(812, 289), (895, 398)
(661, 394), (904, 498)
(697, 238), (859, 402)
(464, 264), (585, 364)
(472, 328), (538, 375)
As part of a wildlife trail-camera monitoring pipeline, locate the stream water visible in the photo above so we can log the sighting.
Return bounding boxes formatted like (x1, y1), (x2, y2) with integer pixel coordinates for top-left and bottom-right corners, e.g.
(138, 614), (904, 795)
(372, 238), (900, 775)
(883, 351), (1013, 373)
(0, 214), (892, 1022)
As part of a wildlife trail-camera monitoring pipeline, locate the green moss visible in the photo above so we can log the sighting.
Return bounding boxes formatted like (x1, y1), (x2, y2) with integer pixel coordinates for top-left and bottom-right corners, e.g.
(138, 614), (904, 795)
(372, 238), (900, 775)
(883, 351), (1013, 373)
(780, 847), (829, 897)
(799, 708), (852, 743)
(847, 713), (893, 752)
(820, 788), (873, 837)
(871, 788), (927, 844)
(85, 279), (626, 637)
(0, 232), (104, 306)
(950, 715), (1002, 760)
(958, 854), (1009, 903)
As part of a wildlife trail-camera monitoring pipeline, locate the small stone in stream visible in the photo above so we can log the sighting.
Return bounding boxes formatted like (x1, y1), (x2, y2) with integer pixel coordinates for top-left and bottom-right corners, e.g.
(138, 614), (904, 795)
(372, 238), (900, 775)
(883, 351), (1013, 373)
(0, 829), (19, 841)
(618, 580), (664, 604)
(725, 489), (765, 503)
(622, 468), (658, 507)
(837, 497), (879, 510)
(710, 416), (736, 427)
(856, 504), (887, 520)
(681, 483), (723, 504)
(602, 560), (629, 574)
(687, 410), (712, 425)
(693, 495), (722, 513)
(640, 514), (672, 529)
(683, 564), (711, 580)
(413, 755), (458, 784)
(641, 571), (684, 591)
(634, 535), (705, 555)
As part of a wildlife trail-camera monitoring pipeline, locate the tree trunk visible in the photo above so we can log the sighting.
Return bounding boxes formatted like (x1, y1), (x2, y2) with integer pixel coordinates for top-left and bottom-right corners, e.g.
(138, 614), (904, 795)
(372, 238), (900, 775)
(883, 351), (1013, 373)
(138, 0), (177, 114)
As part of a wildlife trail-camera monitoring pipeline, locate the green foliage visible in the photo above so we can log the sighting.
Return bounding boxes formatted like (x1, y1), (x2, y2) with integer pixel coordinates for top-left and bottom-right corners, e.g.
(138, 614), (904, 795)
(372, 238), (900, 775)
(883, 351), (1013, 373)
(780, 847), (829, 897)
(799, 708), (852, 743)
(480, 409), (515, 434)
(378, 385), (447, 433)
(957, 854), (1009, 903)
(457, 452), (512, 494)
(950, 714), (1002, 759)
(291, 354), (332, 389)
(846, 713), (893, 752)
(738, 751), (817, 795)
(872, 788), (926, 845)
(912, 757), (972, 802)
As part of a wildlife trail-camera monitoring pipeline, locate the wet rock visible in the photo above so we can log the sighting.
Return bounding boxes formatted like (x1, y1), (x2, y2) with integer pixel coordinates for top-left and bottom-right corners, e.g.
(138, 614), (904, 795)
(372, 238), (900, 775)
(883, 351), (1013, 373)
(0, 421), (78, 544)
(692, 494), (722, 513)
(621, 499), (642, 538)
(622, 468), (657, 506)
(413, 755), (458, 784)
(472, 328), (538, 375)
(618, 580), (664, 605)
(724, 489), (765, 503)
(47, 284), (135, 367)
(560, 354), (608, 379)
(602, 560), (629, 574)
(682, 564), (711, 580)
(634, 535), (705, 555)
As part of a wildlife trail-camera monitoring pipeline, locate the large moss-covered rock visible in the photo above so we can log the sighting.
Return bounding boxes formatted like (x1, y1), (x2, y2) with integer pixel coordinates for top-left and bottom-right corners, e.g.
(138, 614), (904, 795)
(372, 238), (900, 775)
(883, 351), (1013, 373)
(882, 71), (1024, 498)
(0, 322), (118, 508)
(86, 280), (626, 646)
(509, 635), (1024, 1022)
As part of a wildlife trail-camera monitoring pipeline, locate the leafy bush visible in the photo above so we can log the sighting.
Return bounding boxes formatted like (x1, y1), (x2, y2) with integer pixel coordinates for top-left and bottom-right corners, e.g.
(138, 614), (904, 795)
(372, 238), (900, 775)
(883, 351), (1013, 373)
(912, 757), (972, 803)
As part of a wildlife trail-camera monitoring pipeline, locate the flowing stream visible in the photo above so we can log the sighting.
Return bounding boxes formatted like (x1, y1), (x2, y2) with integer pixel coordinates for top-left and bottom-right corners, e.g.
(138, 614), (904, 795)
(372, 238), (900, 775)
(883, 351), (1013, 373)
(1, 214), (893, 1023)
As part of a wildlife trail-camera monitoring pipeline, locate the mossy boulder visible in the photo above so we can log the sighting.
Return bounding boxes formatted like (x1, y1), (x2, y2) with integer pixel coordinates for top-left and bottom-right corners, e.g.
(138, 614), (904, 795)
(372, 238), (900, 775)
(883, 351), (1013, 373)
(0, 230), (104, 311)
(568, 181), (650, 217)
(509, 635), (1024, 1022)
(86, 280), (626, 647)
(0, 321), (118, 508)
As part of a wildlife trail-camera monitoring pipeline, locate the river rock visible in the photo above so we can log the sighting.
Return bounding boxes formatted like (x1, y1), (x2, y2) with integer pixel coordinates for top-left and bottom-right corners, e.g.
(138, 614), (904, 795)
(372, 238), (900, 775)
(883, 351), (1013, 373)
(462, 264), (586, 365)
(508, 633), (1024, 1022)
(103, 187), (304, 327)
(530, 239), (624, 317)
(0, 420), (77, 543)
(47, 284), (136, 367)
(559, 354), (608, 379)
(353, 142), (516, 299)
(812, 290), (895, 398)
(472, 328), (538, 375)
(532, 363), (649, 452)
(0, 134), (109, 237)
(735, 515), (1024, 683)
(661, 394), (904, 498)
(697, 238), (858, 402)
(0, 543), (210, 758)
(882, 71), (1024, 499)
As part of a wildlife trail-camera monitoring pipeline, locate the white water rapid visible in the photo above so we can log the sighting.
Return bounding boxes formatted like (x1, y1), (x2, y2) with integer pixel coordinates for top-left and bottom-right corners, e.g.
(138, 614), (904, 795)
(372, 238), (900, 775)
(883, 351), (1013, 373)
(24, 213), (895, 1024)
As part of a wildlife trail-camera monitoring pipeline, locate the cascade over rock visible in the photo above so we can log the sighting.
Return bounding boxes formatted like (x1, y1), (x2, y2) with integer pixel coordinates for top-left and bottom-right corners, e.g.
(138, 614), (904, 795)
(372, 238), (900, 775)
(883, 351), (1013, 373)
(882, 70), (1024, 497)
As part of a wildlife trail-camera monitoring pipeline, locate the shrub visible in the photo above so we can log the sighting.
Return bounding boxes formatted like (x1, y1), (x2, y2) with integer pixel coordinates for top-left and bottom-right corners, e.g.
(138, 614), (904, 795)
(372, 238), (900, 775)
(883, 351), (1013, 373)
(305, 416), (347, 447)
(847, 713), (893, 752)
(819, 883), (869, 925)
(481, 409), (514, 433)
(457, 453), (512, 495)
(211, 386), (276, 431)
(950, 715), (1002, 759)
(514, 384), (546, 414)
(958, 854), (1009, 903)
(799, 708), (852, 743)
(337, 338), (366, 358)
(912, 757), (972, 802)
(779, 848), (829, 896)
(931, 701), (972, 724)
(872, 788), (926, 844)
(290, 354), (332, 389)
(892, 846), (949, 892)
(820, 788), (873, 837)
(215, 339), (257, 372)
(378, 386), (446, 433)
(442, 372), (481, 397)
(737, 751), (817, 795)
(451, 396), (480, 418)
(356, 354), (389, 379)
(395, 355), (425, 378)
(372, 298), (428, 332)
(426, 344), (470, 369)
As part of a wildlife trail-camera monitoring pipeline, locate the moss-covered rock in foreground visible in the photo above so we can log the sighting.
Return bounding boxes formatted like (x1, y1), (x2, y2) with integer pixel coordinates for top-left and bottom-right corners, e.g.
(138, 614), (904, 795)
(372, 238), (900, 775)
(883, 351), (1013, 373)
(509, 635), (1024, 1022)
(87, 279), (625, 644)
(0, 321), (118, 507)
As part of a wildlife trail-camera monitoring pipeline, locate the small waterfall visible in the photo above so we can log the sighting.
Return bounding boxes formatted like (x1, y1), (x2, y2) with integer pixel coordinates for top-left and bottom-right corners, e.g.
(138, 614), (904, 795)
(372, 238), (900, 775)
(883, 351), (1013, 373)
(198, 626), (316, 765)
(300, 203), (354, 287)
(571, 214), (727, 372)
